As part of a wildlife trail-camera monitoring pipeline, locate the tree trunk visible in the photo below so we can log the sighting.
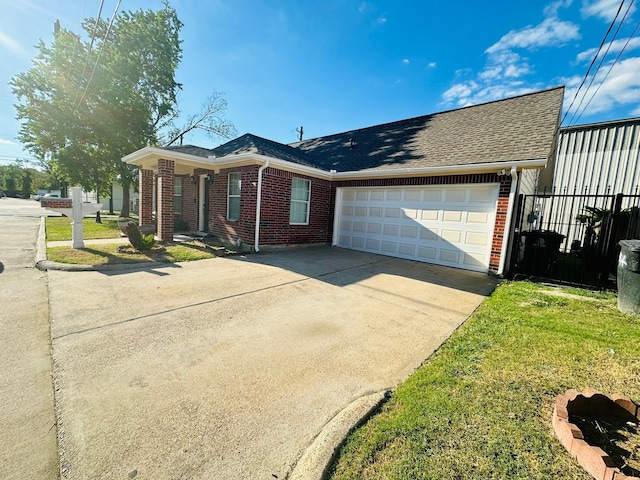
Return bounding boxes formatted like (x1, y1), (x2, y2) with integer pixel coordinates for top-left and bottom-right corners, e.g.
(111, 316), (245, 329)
(121, 178), (131, 218)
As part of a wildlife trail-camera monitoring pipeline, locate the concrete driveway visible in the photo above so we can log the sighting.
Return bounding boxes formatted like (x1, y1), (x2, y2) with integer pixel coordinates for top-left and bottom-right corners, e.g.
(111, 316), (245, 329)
(48, 246), (497, 479)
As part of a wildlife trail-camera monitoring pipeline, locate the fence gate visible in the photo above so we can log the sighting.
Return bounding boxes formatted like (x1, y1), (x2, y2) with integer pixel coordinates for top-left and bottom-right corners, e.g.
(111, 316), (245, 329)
(509, 192), (640, 289)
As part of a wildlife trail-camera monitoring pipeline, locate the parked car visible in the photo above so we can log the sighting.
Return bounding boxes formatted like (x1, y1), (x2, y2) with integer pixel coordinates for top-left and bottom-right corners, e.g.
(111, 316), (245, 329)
(37, 193), (60, 201)
(0, 191), (6, 198)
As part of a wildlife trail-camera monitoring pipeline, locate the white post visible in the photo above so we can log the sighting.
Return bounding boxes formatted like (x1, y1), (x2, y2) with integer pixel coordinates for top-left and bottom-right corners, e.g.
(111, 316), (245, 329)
(70, 187), (85, 249)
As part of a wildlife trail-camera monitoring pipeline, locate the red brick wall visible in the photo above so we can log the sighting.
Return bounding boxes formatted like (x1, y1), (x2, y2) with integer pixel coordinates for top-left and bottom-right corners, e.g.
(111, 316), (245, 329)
(181, 174), (197, 231)
(258, 168), (332, 245)
(208, 165), (259, 247)
(333, 173), (512, 273)
(157, 159), (174, 242)
(206, 166), (332, 247)
(139, 168), (154, 226)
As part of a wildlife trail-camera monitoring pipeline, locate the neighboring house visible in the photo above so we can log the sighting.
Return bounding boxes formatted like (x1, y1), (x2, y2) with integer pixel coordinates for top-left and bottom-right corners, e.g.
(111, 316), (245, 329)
(515, 117), (640, 253)
(102, 181), (139, 214)
(554, 117), (640, 196)
(123, 86), (564, 275)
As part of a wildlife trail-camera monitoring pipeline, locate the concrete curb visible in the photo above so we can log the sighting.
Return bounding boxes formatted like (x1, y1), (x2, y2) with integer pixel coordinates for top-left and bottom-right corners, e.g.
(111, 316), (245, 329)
(289, 390), (390, 480)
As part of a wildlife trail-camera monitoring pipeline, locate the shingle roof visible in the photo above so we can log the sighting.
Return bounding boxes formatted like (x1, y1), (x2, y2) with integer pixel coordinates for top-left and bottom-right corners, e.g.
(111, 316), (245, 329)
(208, 134), (320, 168)
(157, 87), (564, 174)
(163, 145), (217, 157)
(291, 86), (564, 172)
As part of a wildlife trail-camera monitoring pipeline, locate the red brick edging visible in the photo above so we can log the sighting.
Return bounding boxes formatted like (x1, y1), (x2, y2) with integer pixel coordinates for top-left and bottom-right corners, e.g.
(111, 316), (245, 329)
(553, 388), (640, 480)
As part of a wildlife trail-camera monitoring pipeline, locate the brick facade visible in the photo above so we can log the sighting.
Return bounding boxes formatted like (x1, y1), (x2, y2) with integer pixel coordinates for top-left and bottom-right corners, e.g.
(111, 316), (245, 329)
(139, 168), (154, 227)
(139, 160), (513, 273)
(258, 168), (332, 245)
(157, 159), (175, 242)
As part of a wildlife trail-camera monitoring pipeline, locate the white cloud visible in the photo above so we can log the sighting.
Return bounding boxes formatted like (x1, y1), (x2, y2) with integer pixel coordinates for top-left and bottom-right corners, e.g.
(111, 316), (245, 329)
(428, 62), (437, 68)
(576, 37), (640, 63)
(0, 139), (16, 146)
(581, 0), (636, 21)
(0, 31), (28, 57)
(442, 1), (579, 108)
(486, 17), (580, 54)
(402, 58), (410, 64)
(544, 0), (574, 17)
(564, 56), (640, 117)
(376, 15), (387, 25)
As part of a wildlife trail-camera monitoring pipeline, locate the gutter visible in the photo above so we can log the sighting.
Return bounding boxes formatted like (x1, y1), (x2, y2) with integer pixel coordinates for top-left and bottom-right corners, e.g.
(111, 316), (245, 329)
(497, 166), (518, 275)
(254, 160), (270, 252)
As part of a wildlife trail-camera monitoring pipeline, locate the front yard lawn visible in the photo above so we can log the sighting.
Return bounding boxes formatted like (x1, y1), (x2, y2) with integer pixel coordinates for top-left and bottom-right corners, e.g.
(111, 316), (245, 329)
(46, 216), (125, 241)
(328, 282), (639, 479)
(46, 241), (217, 265)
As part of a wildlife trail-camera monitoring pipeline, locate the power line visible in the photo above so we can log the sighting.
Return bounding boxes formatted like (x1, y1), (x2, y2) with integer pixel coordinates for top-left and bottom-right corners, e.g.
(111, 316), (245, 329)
(568, 0), (636, 125)
(575, 18), (640, 124)
(78, 0), (105, 82)
(73, 0), (121, 113)
(561, 0), (626, 126)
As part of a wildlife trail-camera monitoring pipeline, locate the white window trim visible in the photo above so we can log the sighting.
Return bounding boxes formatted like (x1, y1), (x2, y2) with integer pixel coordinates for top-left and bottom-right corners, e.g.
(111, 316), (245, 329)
(290, 177), (311, 225)
(227, 172), (241, 221)
(174, 176), (183, 215)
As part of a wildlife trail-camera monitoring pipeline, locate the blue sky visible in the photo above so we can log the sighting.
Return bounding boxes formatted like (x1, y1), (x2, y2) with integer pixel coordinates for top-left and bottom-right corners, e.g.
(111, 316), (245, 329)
(1, 0), (639, 166)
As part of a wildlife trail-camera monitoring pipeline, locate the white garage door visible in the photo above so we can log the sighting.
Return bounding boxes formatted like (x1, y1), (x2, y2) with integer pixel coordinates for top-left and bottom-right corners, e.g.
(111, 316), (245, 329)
(334, 184), (499, 272)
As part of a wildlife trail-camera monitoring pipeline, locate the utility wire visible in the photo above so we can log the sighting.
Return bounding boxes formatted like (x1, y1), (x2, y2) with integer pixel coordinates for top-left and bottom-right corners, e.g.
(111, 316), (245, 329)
(78, 0), (105, 84)
(575, 18), (640, 124)
(568, 0), (635, 125)
(73, 0), (121, 113)
(560, 0), (626, 126)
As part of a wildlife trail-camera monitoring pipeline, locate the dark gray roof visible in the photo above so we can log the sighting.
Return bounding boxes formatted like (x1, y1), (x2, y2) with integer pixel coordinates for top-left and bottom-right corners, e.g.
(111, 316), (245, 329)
(158, 87), (564, 174)
(209, 134), (320, 168)
(291, 86), (565, 172)
(163, 145), (217, 157)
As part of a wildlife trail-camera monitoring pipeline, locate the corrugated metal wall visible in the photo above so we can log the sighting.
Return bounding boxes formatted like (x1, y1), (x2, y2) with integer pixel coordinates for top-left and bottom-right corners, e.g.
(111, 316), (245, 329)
(554, 118), (640, 195)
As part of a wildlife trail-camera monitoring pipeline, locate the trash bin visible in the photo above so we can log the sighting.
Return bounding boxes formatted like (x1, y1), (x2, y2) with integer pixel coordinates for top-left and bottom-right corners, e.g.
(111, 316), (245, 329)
(521, 230), (565, 275)
(617, 240), (640, 315)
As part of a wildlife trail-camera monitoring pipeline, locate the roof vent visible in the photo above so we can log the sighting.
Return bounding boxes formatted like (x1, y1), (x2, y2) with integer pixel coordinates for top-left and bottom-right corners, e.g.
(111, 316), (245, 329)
(349, 138), (355, 149)
(208, 155), (216, 160)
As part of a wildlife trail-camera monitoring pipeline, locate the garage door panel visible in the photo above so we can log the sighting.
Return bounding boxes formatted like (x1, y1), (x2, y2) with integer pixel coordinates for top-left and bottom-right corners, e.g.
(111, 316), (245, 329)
(443, 211), (463, 222)
(404, 190), (421, 201)
(336, 185), (498, 272)
(420, 228), (439, 241)
(441, 229), (462, 243)
(367, 223), (382, 234)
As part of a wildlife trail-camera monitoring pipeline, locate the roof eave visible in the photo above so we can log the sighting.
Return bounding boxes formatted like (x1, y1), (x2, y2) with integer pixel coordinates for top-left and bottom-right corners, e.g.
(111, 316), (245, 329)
(332, 158), (548, 180)
(122, 148), (333, 179)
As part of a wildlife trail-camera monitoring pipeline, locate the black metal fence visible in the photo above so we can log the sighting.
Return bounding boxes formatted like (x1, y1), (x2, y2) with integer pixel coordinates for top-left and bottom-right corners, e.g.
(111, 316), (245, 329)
(509, 191), (640, 289)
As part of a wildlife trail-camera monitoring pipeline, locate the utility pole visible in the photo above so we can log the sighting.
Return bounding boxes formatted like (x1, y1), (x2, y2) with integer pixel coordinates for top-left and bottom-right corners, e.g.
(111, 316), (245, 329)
(296, 126), (304, 141)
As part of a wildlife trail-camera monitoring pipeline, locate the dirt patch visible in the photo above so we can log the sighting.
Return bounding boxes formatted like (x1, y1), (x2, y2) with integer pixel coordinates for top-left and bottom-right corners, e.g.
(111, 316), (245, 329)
(570, 413), (640, 477)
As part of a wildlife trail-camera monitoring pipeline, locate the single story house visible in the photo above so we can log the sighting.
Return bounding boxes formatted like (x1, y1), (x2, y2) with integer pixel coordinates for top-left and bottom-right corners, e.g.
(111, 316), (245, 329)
(122, 86), (564, 275)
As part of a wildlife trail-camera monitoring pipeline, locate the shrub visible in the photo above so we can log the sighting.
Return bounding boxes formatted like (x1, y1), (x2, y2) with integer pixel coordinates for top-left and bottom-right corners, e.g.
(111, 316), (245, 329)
(125, 221), (155, 251)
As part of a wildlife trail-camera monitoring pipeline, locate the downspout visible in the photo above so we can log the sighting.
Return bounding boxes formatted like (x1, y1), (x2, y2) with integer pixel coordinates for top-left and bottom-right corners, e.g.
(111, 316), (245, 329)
(497, 166), (518, 276)
(254, 160), (269, 252)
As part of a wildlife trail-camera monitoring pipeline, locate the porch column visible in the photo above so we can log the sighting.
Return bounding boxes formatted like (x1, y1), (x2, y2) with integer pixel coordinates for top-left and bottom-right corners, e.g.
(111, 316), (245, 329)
(157, 158), (175, 242)
(139, 168), (154, 226)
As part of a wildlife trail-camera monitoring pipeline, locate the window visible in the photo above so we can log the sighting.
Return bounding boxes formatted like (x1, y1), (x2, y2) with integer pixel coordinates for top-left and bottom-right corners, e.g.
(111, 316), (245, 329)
(227, 172), (241, 221)
(290, 178), (310, 224)
(174, 176), (183, 215)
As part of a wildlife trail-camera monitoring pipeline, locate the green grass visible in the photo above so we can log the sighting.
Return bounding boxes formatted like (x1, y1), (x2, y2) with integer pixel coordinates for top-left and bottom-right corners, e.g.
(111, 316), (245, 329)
(46, 241), (217, 265)
(46, 216), (126, 241)
(328, 281), (640, 480)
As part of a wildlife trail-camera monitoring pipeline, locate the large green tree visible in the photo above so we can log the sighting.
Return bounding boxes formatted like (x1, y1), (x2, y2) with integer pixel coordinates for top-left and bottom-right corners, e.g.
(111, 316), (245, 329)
(11, 1), (234, 217)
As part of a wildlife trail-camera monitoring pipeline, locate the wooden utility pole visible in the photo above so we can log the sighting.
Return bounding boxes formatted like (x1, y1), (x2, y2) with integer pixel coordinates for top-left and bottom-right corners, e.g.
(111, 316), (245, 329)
(296, 126), (304, 141)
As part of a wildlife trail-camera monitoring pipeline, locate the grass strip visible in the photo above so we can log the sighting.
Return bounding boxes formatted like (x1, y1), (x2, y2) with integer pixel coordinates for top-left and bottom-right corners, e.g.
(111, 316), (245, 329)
(328, 281), (640, 480)
(46, 241), (216, 265)
(46, 216), (125, 241)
